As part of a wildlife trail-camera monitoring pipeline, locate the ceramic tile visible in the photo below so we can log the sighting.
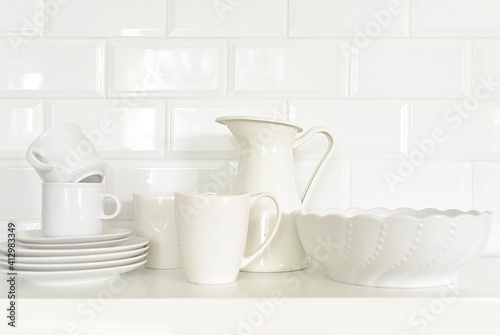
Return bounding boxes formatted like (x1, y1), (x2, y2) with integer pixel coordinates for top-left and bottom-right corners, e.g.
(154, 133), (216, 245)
(411, 100), (500, 160)
(46, 0), (167, 37)
(45, 100), (166, 158)
(351, 161), (473, 210)
(0, 39), (105, 98)
(351, 39), (471, 98)
(473, 40), (500, 99)
(0, 100), (43, 158)
(108, 39), (227, 98)
(0, 161), (41, 219)
(106, 160), (236, 220)
(290, 100), (409, 159)
(0, 0), (42, 36)
(474, 163), (500, 221)
(295, 159), (350, 210)
(228, 39), (349, 98)
(167, 100), (288, 158)
(483, 224), (500, 257)
(289, 0), (409, 37)
(168, 0), (286, 37)
(412, 0), (500, 37)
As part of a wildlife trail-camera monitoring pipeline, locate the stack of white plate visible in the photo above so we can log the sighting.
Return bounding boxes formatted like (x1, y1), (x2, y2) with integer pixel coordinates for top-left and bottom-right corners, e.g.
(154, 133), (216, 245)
(0, 228), (148, 285)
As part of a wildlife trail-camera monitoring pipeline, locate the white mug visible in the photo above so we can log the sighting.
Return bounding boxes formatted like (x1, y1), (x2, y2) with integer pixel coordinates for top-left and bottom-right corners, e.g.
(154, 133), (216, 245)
(26, 124), (105, 183)
(174, 192), (281, 285)
(133, 194), (183, 269)
(42, 183), (122, 237)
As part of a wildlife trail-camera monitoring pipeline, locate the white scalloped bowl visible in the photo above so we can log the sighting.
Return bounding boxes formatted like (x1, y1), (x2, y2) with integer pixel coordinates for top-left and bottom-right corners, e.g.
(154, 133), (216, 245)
(295, 208), (492, 288)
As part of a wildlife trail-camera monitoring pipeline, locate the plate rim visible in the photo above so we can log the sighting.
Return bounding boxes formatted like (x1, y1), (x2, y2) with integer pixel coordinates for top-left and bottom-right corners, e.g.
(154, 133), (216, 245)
(16, 228), (131, 244)
(17, 236), (132, 249)
(0, 252), (148, 271)
(0, 259), (147, 284)
(0, 236), (149, 257)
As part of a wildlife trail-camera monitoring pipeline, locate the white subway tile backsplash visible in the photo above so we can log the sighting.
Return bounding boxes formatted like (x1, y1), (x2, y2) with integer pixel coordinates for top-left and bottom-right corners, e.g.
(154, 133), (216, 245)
(474, 163), (500, 221)
(45, 100), (166, 158)
(351, 160), (473, 210)
(351, 39), (471, 98)
(106, 160), (236, 220)
(108, 40), (227, 98)
(0, 0), (498, 257)
(167, 0), (287, 37)
(290, 100), (409, 159)
(474, 40), (500, 99)
(289, 0), (409, 37)
(228, 39), (349, 98)
(167, 100), (288, 158)
(46, 0), (167, 37)
(0, 100), (43, 158)
(483, 224), (500, 257)
(412, 0), (500, 37)
(0, 39), (105, 98)
(411, 100), (500, 160)
(0, 161), (41, 219)
(0, 0), (42, 36)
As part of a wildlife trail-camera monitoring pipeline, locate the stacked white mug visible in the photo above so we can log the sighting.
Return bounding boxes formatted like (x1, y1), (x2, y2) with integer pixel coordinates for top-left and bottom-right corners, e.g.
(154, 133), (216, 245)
(26, 124), (121, 237)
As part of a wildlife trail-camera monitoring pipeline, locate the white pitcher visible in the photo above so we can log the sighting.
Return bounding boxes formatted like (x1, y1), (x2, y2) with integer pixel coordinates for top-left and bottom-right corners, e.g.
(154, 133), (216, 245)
(216, 116), (334, 272)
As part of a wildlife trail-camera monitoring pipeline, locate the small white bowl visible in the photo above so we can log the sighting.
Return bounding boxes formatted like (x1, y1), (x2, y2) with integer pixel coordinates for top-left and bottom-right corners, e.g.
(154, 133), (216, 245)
(295, 208), (492, 288)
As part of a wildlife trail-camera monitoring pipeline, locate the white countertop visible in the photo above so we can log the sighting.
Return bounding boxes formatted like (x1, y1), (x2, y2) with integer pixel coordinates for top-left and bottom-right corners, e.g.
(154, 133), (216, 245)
(1, 258), (500, 334)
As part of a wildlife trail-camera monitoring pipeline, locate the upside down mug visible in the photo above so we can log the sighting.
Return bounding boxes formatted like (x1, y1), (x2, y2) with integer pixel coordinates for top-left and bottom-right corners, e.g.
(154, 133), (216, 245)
(174, 192), (281, 285)
(26, 124), (105, 183)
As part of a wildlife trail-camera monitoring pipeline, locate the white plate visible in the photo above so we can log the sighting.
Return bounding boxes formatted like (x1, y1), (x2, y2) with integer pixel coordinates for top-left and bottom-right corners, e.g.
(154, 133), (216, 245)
(0, 252), (147, 271)
(0, 245), (149, 264)
(16, 228), (131, 244)
(0, 236), (149, 257)
(0, 259), (147, 285)
(17, 236), (131, 249)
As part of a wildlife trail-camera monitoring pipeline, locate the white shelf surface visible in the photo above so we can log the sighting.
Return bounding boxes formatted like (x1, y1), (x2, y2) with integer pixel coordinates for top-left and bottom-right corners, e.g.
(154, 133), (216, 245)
(1, 258), (500, 334)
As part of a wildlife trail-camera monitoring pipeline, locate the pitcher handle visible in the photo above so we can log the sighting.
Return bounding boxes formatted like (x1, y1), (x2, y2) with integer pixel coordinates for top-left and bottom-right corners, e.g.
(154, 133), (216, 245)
(293, 127), (334, 205)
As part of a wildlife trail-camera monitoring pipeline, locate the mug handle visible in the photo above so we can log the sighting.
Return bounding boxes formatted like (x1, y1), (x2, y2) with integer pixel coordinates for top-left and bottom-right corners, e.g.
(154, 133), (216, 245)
(240, 192), (282, 269)
(100, 194), (122, 220)
(26, 147), (53, 171)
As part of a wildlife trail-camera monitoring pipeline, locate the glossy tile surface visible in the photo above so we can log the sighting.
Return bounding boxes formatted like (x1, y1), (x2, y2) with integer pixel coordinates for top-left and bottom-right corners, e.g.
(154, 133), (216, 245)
(290, 100), (409, 159)
(351, 39), (471, 98)
(350, 161), (473, 210)
(168, 0), (286, 37)
(108, 40), (227, 98)
(474, 163), (500, 221)
(0, 0), (42, 36)
(46, 0), (167, 37)
(290, 0), (409, 37)
(0, 100), (43, 158)
(45, 100), (166, 158)
(411, 100), (500, 160)
(229, 39), (349, 98)
(167, 100), (288, 158)
(413, 0), (500, 37)
(474, 40), (500, 98)
(0, 162), (41, 219)
(0, 39), (105, 98)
